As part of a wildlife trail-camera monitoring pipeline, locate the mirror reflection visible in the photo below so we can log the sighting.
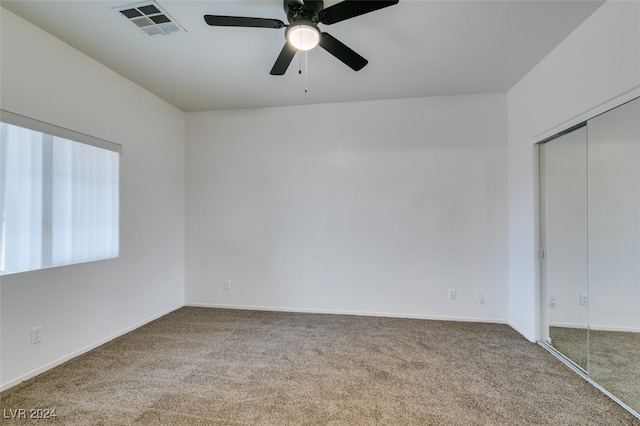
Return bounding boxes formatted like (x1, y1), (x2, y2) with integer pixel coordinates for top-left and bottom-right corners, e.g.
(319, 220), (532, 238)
(540, 96), (640, 416)
(541, 127), (589, 371)
(586, 97), (640, 411)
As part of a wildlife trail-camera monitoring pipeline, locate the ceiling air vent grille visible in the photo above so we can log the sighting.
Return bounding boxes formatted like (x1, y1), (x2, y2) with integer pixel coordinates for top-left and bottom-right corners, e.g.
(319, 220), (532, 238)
(115, 1), (185, 36)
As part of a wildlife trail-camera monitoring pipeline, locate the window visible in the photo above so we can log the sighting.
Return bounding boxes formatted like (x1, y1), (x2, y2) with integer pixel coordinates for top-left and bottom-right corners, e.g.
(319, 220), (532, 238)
(0, 111), (121, 275)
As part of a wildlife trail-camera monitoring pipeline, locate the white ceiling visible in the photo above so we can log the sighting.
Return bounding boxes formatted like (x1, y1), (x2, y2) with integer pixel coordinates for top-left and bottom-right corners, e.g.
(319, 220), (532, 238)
(1, 0), (604, 112)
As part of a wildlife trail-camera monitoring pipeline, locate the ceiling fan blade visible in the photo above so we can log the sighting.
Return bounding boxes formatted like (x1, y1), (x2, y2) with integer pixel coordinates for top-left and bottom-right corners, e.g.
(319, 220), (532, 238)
(318, 33), (368, 71)
(204, 15), (285, 29)
(270, 43), (297, 75)
(319, 0), (399, 25)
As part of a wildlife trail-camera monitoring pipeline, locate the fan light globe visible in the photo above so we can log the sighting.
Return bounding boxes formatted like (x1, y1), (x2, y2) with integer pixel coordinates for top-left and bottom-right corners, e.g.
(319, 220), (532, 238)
(287, 24), (320, 51)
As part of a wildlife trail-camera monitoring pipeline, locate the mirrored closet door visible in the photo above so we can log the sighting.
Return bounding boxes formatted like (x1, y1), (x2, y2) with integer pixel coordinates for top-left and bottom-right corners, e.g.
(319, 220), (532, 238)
(540, 96), (639, 418)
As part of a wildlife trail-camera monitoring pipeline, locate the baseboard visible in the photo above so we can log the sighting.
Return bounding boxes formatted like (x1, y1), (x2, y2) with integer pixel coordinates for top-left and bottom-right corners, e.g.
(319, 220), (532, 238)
(0, 303), (184, 392)
(549, 322), (588, 330)
(185, 302), (508, 325)
(550, 322), (640, 333)
(507, 320), (537, 343)
(589, 325), (640, 333)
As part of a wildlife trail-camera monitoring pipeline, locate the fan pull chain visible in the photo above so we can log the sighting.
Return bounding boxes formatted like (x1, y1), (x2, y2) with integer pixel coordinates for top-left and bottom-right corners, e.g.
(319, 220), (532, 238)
(297, 29), (303, 78)
(304, 50), (309, 93)
(297, 51), (309, 93)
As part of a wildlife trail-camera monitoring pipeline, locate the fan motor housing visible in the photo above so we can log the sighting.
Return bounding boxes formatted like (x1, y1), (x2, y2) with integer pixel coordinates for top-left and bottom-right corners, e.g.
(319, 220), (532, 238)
(284, 0), (324, 23)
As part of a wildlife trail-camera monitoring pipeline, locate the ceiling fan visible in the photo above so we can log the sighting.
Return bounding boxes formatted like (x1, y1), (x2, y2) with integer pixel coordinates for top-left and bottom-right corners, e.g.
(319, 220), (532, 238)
(204, 0), (399, 75)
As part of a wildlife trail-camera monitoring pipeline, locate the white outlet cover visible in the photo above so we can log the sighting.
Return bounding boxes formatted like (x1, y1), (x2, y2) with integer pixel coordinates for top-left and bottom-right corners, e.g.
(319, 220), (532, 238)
(31, 326), (43, 345)
(580, 294), (588, 306)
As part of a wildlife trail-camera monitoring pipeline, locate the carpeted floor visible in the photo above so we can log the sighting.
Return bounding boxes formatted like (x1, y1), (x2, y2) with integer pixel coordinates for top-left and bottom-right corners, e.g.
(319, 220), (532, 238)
(590, 329), (640, 412)
(549, 326), (589, 370)
(1, 307), (639, 425)
(549, 326), (640, 413)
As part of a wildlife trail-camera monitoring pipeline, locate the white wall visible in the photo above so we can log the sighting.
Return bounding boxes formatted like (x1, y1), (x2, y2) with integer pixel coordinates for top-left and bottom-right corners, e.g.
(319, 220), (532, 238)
(186, 94), (508, 322)
(507, 0), (640, 341)
(0, 8), (185, 390)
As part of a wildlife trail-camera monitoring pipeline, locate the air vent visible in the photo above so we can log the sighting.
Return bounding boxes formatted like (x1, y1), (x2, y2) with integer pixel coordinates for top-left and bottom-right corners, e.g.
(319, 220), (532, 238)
(115, 1), (185, 36)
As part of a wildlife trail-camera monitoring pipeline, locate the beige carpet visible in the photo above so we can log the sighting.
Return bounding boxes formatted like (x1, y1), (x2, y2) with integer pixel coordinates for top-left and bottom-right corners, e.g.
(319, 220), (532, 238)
(549, 326), (589, 371)
(590, 329), (640, 412)
(549, 326), (640, 413)
(1, 307), (639, 425)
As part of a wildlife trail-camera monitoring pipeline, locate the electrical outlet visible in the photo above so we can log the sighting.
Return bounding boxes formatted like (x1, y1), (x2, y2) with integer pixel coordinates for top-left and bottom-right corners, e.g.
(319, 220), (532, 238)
(580, 293), (588, 306)
(31, 326), (43, 345)
(448, 289), (456, 300)
(550, 293), (558, 307)
(476, 290), (484, 304)
(224, 280), (231, 290)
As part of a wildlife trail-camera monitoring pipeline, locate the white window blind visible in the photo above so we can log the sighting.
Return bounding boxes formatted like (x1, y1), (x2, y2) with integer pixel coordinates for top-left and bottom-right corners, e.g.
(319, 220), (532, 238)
(0, 111), (120, 275)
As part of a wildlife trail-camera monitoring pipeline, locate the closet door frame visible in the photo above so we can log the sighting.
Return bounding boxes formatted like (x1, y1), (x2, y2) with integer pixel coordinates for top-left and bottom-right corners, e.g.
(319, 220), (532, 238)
(535, 90), (640, 421)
